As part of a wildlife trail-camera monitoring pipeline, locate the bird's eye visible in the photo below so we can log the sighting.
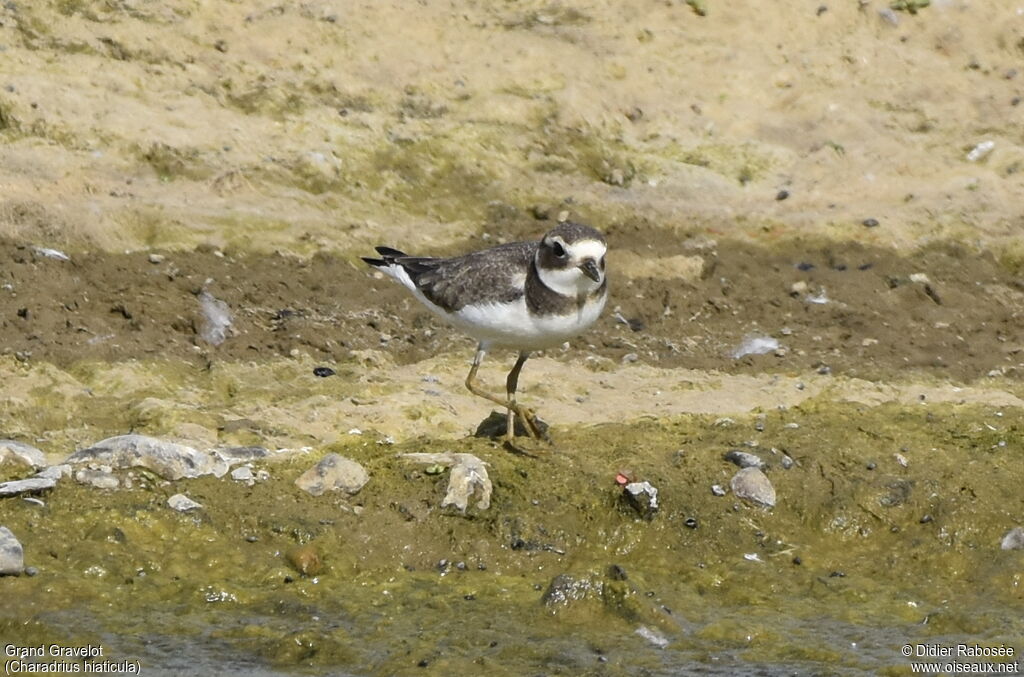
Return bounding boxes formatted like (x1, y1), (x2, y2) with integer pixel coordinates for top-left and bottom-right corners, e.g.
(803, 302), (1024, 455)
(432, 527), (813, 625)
(552, 241), (567, 258)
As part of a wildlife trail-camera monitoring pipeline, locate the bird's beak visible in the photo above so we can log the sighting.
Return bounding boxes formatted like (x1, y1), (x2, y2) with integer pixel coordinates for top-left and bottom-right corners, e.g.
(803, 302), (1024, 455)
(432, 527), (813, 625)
(578, 258), (602, 282)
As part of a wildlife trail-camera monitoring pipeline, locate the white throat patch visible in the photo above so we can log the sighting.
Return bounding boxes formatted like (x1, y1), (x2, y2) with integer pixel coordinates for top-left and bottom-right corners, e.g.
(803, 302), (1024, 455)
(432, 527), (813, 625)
(536, 238), (606, 297)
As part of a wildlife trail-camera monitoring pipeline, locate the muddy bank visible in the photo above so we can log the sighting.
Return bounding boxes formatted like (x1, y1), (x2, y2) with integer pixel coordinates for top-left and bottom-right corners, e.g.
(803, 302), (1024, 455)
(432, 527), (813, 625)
(2, 402), (1023, 675)
(2, 235), (1022, 384)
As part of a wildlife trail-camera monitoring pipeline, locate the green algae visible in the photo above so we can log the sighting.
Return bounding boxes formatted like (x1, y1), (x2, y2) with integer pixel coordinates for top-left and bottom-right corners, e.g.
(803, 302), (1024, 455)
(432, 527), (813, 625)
(2, 400), (1023, 674)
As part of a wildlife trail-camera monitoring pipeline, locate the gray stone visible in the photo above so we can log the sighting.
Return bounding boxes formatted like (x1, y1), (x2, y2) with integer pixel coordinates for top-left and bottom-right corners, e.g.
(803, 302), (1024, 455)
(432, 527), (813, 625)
(230, 466), (254, 482)
(216, 446), (270, 465)
(0, 440), (47, 470)
(66, 435), (228, 480)
(168, 494), (202, 512)
(1002, 527), (1024, 551)
(36, 464), (71, 481)
(400, 452), (491, 511)
(623, 481), (659, 520)
(731, 467), (776, 508)
(0, 476), (56, 497)
(295, 453), (369, 497)
(724, 449), (766, 470)
(0, 526), (24, 575)
(75, 468), (119, 490)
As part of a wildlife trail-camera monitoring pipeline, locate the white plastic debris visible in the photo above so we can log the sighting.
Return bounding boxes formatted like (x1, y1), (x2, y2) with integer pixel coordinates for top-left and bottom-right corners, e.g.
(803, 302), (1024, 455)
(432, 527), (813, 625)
(401, 452), (492, 512)
(33, 247), (70, 261)
(966, 140), (995, 162)
(635, 626), (669, 648)
(731, 335), (780, 359)
(198, 291), (232, 345)
(806, 288), (830, 305)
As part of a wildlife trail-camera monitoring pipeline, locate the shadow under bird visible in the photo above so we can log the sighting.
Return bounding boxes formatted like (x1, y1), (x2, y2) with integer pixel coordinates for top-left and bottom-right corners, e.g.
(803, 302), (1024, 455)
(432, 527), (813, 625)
(362, 221), (609, 442)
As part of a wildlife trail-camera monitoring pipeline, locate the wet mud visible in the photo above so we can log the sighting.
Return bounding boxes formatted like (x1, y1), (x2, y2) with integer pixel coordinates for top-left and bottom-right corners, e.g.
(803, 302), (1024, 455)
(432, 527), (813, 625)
(3, 234), (1022, 383)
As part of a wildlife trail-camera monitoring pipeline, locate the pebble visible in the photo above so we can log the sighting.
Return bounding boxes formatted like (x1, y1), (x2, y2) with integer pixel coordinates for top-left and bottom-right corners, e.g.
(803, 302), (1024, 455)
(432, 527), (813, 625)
(313, 366), (335, 378)
(74, 468), (119, 490)
(36, 464), (71, 480)
(66, 435), (228, 480)
(966, 140), (995, 162)
(862, 218), (880, 228)
(623, 481), (659, 520)
(198, 291), (232, 346)
(147, 253), (165, 264)
(215, 446), (270, 465)
(167, 494), (203, 512)
(1001, 527), (1024, 550)
(775, 189), (790, 201)
(230, 466), (254, 482)
(0, 526), (24, 575)
(780, 454), (795, 470)
(0, 476), (56, 497)
(730, 467), (776, 508)
(723, 450), (766, 470)
(401, 452), (491, 511)
(541, 574), (597, 606)
(0, 439), (47, 470)
(711, 484), (727, 497)
(295, 453), (370, 497)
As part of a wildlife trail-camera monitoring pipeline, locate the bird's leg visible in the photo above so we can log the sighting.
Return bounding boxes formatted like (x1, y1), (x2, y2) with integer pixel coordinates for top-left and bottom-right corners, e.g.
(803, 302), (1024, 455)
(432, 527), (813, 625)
(505, 351), (542, 441)
(465, 344), (509, 410)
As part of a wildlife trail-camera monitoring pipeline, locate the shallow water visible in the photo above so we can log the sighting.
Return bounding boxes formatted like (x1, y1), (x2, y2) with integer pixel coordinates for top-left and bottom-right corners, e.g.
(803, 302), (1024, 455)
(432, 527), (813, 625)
(4, 404), (1023, 675)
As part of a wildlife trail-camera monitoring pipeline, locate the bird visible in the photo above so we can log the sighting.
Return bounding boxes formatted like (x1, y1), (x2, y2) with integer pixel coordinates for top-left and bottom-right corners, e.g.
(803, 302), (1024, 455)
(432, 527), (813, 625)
(362, 221), (608, 442)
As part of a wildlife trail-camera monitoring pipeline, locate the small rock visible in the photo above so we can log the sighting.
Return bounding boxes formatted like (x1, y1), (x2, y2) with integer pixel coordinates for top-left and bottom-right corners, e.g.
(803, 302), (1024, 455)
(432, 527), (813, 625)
(780, 454), (795, 470)
(711, 484), (727, 497)
(966, 140), (995, 162)
(230, 466), (254, 482)
(622, 481), (659, 520)
(0, 526), (24, 575)
(215, 446), (270, 465)
(401, 452), (492, 511)
(0, 476), (57, 497)
(36, 464), (71, 480)
(723, 450), (766, 470)
(148, 253), (165, 264)
(286, 544), (323, 575)
(775, 189), (790, 201)
(313, 366), (335, 378)
(541, 574), (597, 606)
(0, 440), (47, 470)
(74, 468), (119, 490)
(730, 467), (776, 508)
(198, 291), (232, 346)
(66, 435), (228, 480)
(295, 453), (369, 497)
(167, 494), (202, 512)
(862, 218), (880, 228)
(1001, 527), (1024, 550)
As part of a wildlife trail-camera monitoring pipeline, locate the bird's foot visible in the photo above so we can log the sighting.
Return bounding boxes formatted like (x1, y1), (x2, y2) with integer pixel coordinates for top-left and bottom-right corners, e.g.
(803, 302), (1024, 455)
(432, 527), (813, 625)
(505, 405), (550, 443)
